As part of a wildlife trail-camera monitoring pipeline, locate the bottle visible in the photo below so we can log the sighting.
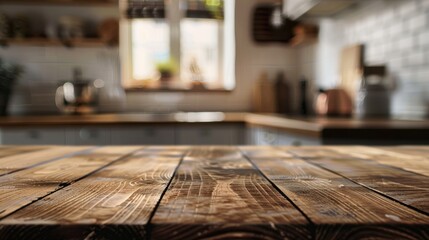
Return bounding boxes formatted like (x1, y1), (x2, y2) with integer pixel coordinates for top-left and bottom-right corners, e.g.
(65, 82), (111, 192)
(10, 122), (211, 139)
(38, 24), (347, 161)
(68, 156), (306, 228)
(275, 72), (291, 114)
(299, 77), (308, 116)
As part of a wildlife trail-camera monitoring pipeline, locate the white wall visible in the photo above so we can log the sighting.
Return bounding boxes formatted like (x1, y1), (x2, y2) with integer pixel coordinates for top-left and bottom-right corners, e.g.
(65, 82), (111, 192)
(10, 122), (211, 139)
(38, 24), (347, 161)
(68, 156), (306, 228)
(298, 0), (429, 117)
(1, 0), (300, 114)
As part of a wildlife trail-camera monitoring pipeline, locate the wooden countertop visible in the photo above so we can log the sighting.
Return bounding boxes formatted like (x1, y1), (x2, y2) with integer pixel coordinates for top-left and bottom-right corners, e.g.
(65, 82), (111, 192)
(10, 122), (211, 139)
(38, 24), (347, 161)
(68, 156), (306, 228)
(0, 145), (428, 239)
(0, 112), (428, 138)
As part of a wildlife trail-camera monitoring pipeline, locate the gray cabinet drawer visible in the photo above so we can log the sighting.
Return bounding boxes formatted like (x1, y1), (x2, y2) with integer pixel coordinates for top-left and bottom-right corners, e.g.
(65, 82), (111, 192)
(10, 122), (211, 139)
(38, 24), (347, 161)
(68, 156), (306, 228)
(66, 127), (111, 145)
(1, 128), (66, 145)
(277, 132), (321, 146)
(111, 127), (175, 145)
(248, 127), (321, 146)
(177, 125), (241, 145)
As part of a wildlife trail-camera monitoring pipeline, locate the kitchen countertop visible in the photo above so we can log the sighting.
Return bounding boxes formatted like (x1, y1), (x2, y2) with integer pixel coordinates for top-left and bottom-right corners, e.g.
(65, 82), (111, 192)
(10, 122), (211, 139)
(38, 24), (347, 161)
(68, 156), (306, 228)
(0, 112), (428, 139)
(0, 145), (428, 239)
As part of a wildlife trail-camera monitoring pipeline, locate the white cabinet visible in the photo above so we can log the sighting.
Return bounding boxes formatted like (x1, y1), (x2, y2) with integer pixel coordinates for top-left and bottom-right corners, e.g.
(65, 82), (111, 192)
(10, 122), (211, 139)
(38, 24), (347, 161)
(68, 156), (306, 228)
(248, 127), (279, 145)
(1, 127), (66, 145)
(66, 127), (111, 145)
(248, 127), (320, 146)
(284, 0), (317, 20)
(111, 127), (176, 145)
(177, 125), (243, 145)
(277, 132), (321, 146)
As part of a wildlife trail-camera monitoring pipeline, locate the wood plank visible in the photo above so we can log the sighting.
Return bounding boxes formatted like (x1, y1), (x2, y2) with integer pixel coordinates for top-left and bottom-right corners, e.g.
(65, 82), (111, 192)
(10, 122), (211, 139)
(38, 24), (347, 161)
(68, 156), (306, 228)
(240, 146), (294, 158)
(0, 146), (91, 176)
(150, 147), (311, 240)
(379, 146), (429, 159)
(0, 146), (185, 240)
(306, 157), (429, 214)
(285, 146), (352, 159)
(243, 147), (429, 240)
(0, 146), (141, 220)
(328, 146), (429, 177)
(0, 146), (49, 159)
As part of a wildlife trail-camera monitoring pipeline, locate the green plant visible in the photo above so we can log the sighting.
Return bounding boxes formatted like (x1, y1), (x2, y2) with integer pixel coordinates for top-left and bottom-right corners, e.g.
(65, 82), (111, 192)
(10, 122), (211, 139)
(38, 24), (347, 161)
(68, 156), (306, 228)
(156, 59), (176, 76)
(0, 58), (23, 91)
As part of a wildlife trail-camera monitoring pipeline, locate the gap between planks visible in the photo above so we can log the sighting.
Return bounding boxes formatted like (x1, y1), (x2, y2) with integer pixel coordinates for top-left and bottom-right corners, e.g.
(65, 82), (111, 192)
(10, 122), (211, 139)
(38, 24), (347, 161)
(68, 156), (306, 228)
(280, 146), (429, 217)
(0, 146), (189, 240)
(244, 146), (429, 239)
(0, 146), (144, 222)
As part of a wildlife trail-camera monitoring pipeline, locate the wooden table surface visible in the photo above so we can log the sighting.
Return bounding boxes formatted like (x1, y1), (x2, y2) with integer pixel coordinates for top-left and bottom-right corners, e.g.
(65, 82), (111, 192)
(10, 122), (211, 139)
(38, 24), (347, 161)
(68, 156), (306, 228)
(0, 146), (428, 240)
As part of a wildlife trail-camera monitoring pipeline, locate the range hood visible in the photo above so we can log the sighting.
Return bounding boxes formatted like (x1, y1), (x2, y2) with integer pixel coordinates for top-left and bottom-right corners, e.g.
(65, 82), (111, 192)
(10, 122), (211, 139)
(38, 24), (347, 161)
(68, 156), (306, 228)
(283, 0), (363, 20)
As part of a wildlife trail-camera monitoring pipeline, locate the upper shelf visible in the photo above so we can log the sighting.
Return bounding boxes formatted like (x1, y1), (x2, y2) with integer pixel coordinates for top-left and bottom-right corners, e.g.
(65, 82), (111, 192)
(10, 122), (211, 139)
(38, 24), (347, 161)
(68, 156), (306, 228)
(2, 38), (117, 48)
(0, 0), (117, 7)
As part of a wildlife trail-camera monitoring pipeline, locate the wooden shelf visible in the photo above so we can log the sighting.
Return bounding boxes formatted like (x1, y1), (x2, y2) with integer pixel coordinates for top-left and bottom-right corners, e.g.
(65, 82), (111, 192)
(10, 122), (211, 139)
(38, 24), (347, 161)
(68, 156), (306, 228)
(2, 38), (117, 48)
(0, 0), (117, 7)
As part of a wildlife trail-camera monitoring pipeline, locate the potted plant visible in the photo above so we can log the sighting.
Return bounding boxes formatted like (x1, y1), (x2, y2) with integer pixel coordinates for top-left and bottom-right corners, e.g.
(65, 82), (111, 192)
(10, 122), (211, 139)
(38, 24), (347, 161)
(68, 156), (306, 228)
(0, 58), (23, 116)
(156, 59), (176, 82)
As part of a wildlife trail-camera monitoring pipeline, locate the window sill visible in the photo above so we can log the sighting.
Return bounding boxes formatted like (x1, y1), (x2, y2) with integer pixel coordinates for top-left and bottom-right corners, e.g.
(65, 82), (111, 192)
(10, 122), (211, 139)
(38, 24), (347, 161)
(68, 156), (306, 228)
(125, 87), (233, 93)
(123, 81), (234, 93)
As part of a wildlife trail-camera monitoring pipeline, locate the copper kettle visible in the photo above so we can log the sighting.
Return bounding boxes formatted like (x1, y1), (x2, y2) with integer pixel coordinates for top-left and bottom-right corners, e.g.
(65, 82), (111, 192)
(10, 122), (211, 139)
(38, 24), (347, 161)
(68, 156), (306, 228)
(55, 68), (104, 115)
(315, 88), (353, 117)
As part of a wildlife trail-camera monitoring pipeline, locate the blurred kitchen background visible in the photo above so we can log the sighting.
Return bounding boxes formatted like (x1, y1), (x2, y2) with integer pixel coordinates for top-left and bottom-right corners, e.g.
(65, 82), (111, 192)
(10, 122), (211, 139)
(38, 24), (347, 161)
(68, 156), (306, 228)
(0, 0), (428, 146)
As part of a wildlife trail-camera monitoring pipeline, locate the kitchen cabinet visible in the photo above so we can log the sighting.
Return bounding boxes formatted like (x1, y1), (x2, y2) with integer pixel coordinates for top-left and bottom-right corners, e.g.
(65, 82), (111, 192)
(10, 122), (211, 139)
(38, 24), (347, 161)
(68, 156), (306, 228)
(247, 127), (279, 145)
(0, 125), (244, 146)
(248, 127), (321, 146)
(176, 124), (244, 145)
(283, 0), (317, 20)
(111, 126), (176, 145)
(0, 127), (66, 145)
(283, 0), (362, 20)
(66, 127), (111, 145)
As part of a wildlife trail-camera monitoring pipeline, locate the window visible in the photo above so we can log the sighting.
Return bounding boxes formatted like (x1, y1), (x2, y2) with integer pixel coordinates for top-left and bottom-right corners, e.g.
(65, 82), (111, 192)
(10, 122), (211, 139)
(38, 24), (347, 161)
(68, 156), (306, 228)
(121, 0), (235, 91)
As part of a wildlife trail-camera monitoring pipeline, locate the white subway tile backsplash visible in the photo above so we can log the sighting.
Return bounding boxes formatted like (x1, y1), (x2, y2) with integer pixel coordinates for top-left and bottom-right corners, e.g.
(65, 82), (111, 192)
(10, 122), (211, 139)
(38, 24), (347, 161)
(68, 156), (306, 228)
(403, 51), (426, 66)
(408, 13), (427, 33)
(422, 0), (429, 9)
(387, 21), (404, 38)
(399, 1), (418, 18)
(419, 30), (429, 47)
(380, 10), (395, 26)
(417, 68), (429, 82)
(388, 57), (403, 70)
(327, 0), (429, 116)
(398, 36), (415, 52)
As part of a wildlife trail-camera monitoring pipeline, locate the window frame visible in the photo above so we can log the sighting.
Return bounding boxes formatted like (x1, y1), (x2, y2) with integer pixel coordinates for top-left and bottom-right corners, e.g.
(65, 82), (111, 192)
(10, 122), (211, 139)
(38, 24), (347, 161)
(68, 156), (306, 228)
(120, 0), (235, 92)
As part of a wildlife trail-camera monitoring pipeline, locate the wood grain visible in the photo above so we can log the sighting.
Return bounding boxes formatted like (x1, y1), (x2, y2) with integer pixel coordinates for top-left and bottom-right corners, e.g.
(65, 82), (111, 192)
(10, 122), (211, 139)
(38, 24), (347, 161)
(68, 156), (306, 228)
(240, 146), (294, 158)
(244, 147), (429, 240)
(307, 157), (429, 213)
(284, 146), (352, 159)
(0, 146), (428, 240)
(150, 147), (311, 240)
(0, 147), (185, 240)
(0, 146), (90, 176)
(0, 146), (48, 159)
(379, 146), (429, 159)
(328, 146), (429, 177)
(0, 146), (141, 220)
